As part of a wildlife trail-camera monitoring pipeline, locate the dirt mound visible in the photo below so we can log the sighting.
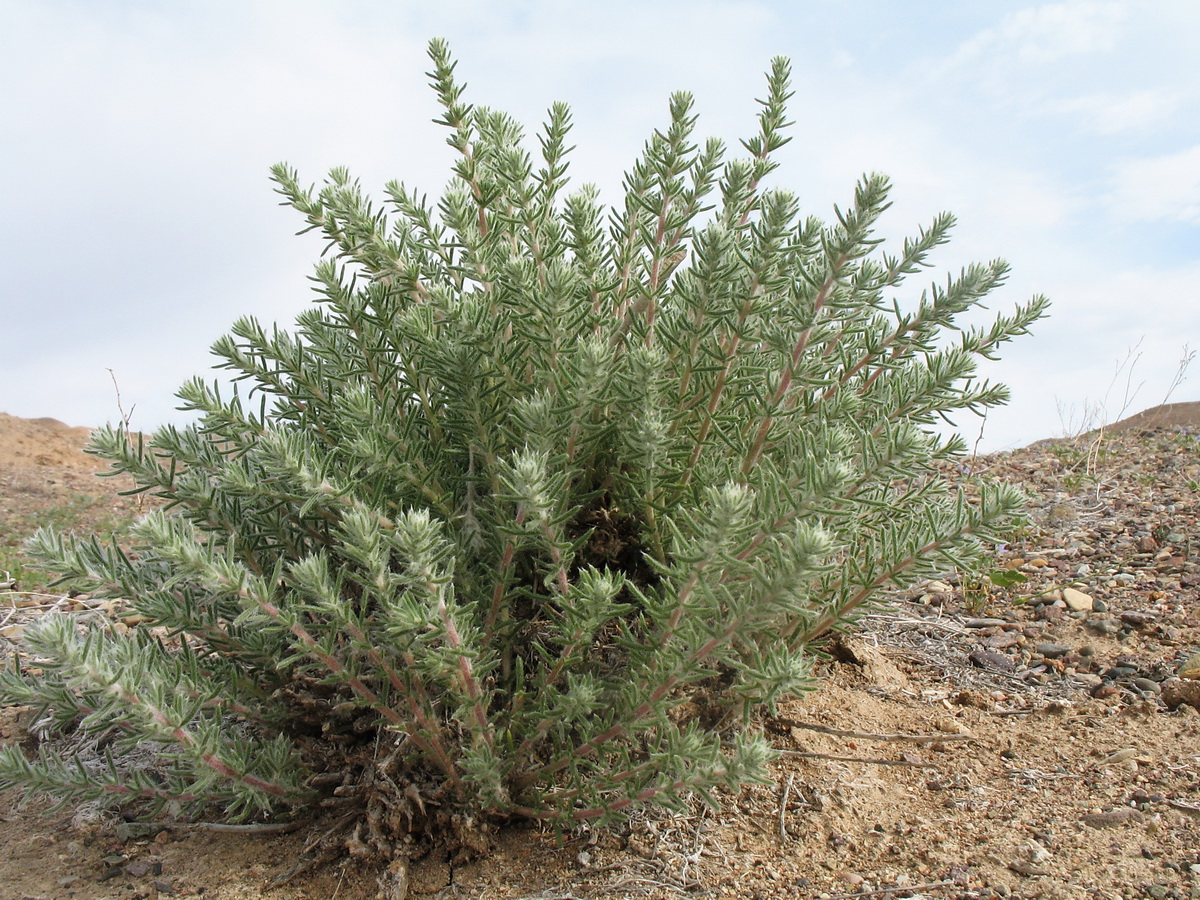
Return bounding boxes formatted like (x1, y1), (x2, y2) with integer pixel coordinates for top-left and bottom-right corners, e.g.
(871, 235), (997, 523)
(0, 413), (144, 591)
(1100, 401), (1200, 434)
(0, 411), (97, 472)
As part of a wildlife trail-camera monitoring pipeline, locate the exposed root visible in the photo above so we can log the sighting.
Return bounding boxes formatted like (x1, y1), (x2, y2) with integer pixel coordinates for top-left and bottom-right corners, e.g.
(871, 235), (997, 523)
(377, 855), (410, 900)
(265, 732), (492, 896)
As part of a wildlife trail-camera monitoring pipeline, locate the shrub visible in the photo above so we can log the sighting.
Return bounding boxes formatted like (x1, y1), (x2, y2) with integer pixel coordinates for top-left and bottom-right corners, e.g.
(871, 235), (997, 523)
(1, 39), (1045, 864)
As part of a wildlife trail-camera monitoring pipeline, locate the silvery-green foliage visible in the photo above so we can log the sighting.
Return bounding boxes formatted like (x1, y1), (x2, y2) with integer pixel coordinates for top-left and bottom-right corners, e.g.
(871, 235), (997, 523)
(1, 40), (1045, 836)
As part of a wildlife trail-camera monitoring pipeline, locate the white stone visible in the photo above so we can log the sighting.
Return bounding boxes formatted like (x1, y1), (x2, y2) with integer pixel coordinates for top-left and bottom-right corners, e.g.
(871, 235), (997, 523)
(1062, 587), (1094, 612)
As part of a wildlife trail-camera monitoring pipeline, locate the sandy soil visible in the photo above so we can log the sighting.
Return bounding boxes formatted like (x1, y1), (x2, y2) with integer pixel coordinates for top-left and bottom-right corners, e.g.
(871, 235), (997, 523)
(1, 407), (1199, 900)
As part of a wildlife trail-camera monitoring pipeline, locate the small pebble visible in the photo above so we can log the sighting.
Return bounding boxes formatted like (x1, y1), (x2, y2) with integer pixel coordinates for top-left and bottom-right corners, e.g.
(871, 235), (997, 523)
(1081, 808), (1145, 828)
(1119, 610), (1158, 628)
(1099, 748), (1140, 766)
(970, 650), (1016, 672)
(1037, 643), (1071, 659)
(1161, 679), (1200, 710)
(1132, 677), (1161, 694)
(1008, 859), (1050, 877)
(985, 633), (1023, 649)
(1062, 587), (1094, 612)
(1179, 653), (1200, 680)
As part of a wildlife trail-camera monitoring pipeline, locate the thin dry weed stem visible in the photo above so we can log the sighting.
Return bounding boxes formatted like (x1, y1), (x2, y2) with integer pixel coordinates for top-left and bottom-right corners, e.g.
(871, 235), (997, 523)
(771, 716), (974, 744)
(969, 409), (988, 464)
(777, 771), (794, 841)
(1057, 338), (1193, 501)
(825, 879), (959, 899)
(776, 750), (937, 767)
(105, 368), (136, 432)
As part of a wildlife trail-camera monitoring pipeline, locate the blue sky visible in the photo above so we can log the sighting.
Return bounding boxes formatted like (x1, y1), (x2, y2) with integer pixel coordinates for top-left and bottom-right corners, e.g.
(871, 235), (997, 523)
(1, 0), (1197, 451)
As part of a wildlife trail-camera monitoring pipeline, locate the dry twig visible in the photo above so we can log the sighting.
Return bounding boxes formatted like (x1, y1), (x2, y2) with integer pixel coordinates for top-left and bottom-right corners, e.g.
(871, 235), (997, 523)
(180, 820), (305, 834)
(826, 879), (959, 899)
(771, 716), (973, 744)
(777, 750), (936, 768)
(778, 772), (794, 842)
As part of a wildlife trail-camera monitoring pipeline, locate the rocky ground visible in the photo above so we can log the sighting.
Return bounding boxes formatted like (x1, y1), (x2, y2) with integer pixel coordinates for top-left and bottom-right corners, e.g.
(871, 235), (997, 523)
(1, 409), (1199, 900)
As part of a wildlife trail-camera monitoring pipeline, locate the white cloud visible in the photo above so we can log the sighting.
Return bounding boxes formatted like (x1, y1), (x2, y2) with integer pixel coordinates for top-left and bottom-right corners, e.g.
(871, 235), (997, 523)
(1038, 89), (1180, 135)
(795, 116), (1080, 264)
(1107, 145), (1200, 224)
(948, 0), (1126, 69)
(1002, 0), (1126, 63)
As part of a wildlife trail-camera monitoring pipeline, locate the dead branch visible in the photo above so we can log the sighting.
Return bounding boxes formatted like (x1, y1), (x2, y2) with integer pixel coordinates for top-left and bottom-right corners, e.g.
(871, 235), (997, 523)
(771, 716), (974, 744)
(778, 772), (794, 841)
(827, 879), (959, 899)
(776, 750), (937, 768)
